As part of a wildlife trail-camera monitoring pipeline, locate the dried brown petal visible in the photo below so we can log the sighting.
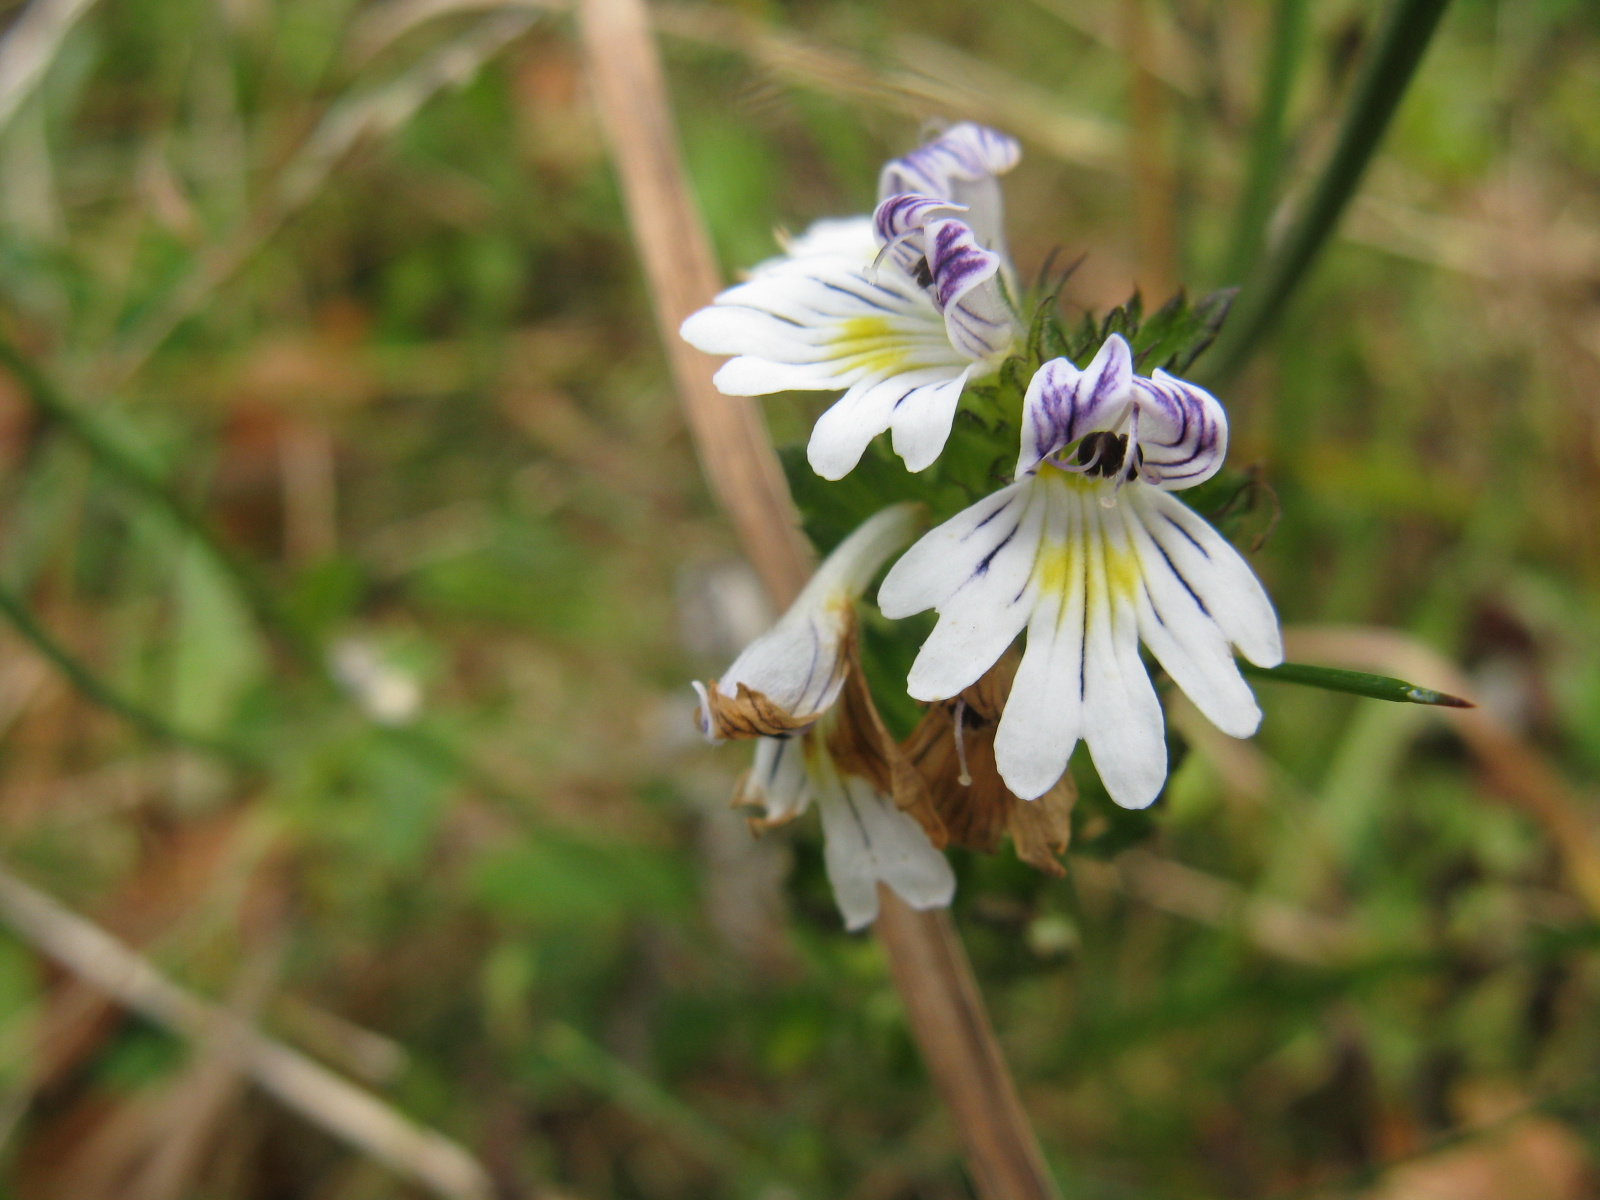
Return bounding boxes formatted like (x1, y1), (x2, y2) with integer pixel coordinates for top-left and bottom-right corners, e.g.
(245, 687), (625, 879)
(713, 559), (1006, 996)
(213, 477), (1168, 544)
(902, 650), (1074, 875)
(1005, 775), (1075, 877)
(826, 665), (947, 848)
(697, 679), (818, 739)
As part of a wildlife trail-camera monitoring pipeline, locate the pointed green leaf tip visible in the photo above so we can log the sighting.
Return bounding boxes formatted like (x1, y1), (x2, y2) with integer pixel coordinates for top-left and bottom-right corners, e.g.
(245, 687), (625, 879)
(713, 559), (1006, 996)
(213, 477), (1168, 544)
(1237, 660), (1474, 708)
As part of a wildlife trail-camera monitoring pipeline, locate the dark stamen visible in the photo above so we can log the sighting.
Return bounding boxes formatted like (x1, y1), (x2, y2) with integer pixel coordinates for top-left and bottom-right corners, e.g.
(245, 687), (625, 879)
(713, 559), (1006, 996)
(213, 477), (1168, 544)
(1076, 431), (1128, 478)
(912, 256), (934, 289)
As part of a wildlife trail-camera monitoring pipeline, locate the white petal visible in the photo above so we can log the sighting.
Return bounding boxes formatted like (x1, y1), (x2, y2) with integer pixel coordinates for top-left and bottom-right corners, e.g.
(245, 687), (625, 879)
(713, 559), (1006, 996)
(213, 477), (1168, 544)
(807, 366), (967, 480)
(713, 354), (855, 396)
(772, 216), (878, 263)
(745, 735), (811, 822)
(948, 174), (1010, 262)
(942, 276), (1015, 364)
(799, 502), (924, 607)
(878, 481), (1030, 616)
(681, 304), (833, 361)
(681, 255), (965, 400)
(717, 606), (851, 720)
(714, 254), (926, 323)
(994, 477), (1085, 799)
(1120, 496), (1262, 738)
(816, 772), (954, 931)
(902, 486), (1045, 700)
(1131, 488), (1282, 668)
(888, 366), (972, 473)
(1079, 490), (1167, 809)
(715, 504), (921, 724)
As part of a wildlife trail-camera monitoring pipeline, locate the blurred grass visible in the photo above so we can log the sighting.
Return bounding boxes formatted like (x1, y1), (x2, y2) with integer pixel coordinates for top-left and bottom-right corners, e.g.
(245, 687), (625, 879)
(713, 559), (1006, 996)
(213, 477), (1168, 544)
(0, 0), (1597, 1197)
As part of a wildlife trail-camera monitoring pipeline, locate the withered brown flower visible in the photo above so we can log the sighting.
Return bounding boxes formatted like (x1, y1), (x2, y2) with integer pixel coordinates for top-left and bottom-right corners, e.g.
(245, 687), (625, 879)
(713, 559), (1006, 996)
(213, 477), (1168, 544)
(902, 650), (1075, 876)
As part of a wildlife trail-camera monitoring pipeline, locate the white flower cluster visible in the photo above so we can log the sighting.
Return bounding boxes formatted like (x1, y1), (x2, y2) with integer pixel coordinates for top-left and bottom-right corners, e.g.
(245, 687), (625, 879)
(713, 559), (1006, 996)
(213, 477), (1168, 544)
(685, 124), (1282, 930)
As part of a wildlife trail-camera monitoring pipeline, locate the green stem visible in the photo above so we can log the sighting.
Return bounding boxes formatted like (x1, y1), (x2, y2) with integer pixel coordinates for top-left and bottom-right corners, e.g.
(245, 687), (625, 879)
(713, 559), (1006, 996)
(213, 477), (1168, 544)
(0, 582), (258, 765)
(1199, 0), (1453, 384)
(0, 332), (321, 667)
(1224, 0), (1309, 284)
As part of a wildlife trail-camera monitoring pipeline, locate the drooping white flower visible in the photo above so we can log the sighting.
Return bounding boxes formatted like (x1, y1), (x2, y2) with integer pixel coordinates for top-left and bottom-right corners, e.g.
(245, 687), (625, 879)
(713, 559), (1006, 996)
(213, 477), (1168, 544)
(694, 504), (955, 931)
(738, 710), (956, 931)
(878, 334), (1283, 810)
(680, 123), (1023, 481)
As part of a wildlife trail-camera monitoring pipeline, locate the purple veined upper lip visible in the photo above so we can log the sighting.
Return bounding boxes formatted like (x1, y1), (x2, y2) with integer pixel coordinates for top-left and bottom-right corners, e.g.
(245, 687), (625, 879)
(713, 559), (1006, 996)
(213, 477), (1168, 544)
(876, 122), (1023, 204)
(1018, 336), (1229, 488)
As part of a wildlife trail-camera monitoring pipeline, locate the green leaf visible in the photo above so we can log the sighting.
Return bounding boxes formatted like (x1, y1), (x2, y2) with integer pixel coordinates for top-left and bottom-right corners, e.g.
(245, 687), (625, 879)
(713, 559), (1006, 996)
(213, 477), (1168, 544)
(1238, 660), (1473, 707)
(1129, 287), (1239, 374)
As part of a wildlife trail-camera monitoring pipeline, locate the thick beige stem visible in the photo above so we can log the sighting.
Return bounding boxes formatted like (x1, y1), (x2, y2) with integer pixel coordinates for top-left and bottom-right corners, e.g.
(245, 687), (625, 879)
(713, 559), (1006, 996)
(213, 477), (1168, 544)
(575, 2), (1058, 1196)
(875, 891), (1061, 1199)
(576, 0), (810, 608)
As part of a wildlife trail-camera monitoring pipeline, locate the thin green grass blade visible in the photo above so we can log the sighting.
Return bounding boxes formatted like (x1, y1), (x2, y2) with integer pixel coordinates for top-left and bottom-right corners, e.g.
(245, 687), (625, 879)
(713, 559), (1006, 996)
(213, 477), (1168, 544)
(1238, 659), (1472, 707)
(1225, 0), (1309, 283)
(0, 334), (322, 668)
(0, 582), (260, 764)
(1200, 0), (1454, 382)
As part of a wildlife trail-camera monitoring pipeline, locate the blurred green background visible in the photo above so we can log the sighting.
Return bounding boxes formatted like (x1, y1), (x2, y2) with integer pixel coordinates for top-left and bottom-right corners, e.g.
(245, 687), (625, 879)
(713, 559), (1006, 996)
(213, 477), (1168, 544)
(0, 0), (1599, 1196)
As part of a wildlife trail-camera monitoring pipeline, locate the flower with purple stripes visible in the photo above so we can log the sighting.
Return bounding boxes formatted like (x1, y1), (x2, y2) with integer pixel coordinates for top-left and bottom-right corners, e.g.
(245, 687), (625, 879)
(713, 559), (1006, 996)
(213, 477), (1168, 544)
(877, 336), (1283, 810)
(878, 121), (1021, 261)
(680, 124), (1023, 481)
(693, 505), (955, 931)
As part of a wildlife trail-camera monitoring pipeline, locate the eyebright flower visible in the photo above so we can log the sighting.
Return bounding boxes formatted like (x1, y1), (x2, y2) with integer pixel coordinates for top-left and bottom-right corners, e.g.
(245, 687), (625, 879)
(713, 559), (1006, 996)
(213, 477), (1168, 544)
(679, 123), (1023, 481)
(878, 334), (1283, 810)
(694, 504), (954, 931)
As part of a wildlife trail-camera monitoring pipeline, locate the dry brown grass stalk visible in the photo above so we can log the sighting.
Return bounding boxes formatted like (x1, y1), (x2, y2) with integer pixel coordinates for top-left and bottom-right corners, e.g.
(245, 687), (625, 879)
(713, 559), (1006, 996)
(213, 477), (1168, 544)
(574, 0), (1059, 1194)
(0, 865), (494, 1200)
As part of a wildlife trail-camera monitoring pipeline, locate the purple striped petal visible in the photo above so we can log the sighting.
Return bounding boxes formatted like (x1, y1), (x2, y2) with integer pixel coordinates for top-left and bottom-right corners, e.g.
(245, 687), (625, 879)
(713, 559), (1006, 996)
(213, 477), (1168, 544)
(874, 193), (966, 243)
(924, 218), (1001, 311)
(923, 218), (1011, 360)
(1017, 335), (1136, 476)
(1127, 370), (1228, 488)
(878, 123), (1022, 202)
(878, 124), (1021, 256)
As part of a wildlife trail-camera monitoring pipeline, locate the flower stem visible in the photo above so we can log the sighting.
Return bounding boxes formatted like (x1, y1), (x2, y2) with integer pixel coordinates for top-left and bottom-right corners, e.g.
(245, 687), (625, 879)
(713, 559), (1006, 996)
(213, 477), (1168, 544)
(1200, 0), (1453, 383)
(575, 1), (1060, 1195)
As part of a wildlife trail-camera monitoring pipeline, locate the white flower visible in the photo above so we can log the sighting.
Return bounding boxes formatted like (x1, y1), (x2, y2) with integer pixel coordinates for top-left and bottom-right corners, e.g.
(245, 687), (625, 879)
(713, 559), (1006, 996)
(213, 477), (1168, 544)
(680, 123), (1023, 481)
(693, 504), (954, 931)
(878, 334), (1283, 810)
(740, 710), (956, 931)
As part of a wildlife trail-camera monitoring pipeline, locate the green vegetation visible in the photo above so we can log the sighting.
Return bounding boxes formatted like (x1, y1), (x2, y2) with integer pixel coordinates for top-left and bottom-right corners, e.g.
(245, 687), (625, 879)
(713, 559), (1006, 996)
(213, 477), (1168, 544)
(0, 0), (1598, 1196)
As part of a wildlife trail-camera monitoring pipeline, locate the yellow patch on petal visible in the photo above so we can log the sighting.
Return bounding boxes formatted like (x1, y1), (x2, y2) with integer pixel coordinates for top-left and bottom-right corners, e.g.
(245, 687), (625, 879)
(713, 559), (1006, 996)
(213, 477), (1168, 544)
(831, 316), (914, 375)
(1101, 538), (1141, 601)
(1033, 473), (1142, 604)
(1036, 462), (1096, 490)
(1033, 538), (1077, 597)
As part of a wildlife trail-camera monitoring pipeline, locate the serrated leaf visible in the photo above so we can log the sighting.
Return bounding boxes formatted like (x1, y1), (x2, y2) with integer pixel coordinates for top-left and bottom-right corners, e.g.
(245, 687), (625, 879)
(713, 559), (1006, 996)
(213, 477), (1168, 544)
(1038, 311), (1071, 362)
(1068, 311), (1102, 364)
(999, 354), (1031, 398)
(1128, 286), (1238, 375)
